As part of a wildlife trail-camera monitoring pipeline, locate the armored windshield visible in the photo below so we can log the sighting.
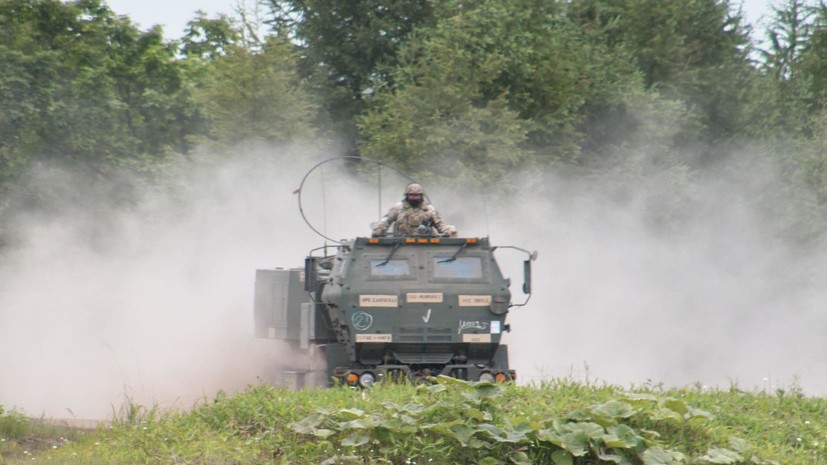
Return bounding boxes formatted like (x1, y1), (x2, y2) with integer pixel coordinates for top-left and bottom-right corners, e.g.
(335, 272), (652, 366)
(370, 259), (411, 277)
(433, 256), (483, 279)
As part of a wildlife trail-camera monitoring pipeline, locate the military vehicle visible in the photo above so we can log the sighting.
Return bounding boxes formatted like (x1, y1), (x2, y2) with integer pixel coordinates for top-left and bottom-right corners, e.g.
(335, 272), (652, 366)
(253, 159), (536, 387)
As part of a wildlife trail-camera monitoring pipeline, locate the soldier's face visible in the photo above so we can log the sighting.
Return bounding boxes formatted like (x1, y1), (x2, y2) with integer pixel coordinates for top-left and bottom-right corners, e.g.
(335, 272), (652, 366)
(407, 193), (423, 205)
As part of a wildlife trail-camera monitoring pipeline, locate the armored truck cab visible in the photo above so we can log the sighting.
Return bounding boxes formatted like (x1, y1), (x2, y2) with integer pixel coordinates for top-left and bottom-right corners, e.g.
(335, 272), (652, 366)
(314, 236), (514, 385)
(255, 236), (532, 387)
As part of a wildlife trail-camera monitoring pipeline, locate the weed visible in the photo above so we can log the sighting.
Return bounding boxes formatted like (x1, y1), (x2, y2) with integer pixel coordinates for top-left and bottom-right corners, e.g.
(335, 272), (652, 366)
(3, 380), (825, 464)
(0, 409), (29, 440)
(0, 407), (90, 463)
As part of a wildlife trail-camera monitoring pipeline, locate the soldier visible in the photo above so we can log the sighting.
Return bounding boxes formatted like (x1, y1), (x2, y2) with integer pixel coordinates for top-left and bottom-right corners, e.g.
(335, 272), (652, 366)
(372, 183), (457, 237)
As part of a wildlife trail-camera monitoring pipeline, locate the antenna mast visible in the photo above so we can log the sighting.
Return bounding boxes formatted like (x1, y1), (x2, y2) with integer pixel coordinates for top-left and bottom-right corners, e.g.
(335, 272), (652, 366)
(296, 156), (415, 244)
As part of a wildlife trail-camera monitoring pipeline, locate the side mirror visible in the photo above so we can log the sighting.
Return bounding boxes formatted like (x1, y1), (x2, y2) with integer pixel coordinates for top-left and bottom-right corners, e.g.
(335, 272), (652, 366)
(496, 247), (537, 308)
(522, 260), (532, 295)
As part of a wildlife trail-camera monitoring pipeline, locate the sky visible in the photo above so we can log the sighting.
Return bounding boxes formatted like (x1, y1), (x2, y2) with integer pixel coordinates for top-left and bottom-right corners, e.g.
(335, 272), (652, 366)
(106, 0), (777, 41)
(106, 0), (246, 39)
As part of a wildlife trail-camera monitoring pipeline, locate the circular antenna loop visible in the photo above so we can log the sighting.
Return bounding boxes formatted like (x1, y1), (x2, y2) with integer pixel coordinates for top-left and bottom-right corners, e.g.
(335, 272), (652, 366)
(297, 157), (416, 243)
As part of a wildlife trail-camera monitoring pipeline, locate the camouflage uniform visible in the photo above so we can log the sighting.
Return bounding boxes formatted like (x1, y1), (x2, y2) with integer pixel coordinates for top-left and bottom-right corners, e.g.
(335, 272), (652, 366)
(372, 183), (456, 237)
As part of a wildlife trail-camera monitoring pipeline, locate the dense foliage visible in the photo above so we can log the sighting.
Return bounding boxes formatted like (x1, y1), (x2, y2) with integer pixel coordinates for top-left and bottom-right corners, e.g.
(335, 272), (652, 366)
(2, 379), (826, 464)
(3, 0), (827, 246)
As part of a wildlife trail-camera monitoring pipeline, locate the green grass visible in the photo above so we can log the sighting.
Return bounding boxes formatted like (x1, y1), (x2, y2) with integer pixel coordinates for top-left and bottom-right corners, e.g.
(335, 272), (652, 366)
(0, 405), (91, 463)
(1, 378), (825, 464)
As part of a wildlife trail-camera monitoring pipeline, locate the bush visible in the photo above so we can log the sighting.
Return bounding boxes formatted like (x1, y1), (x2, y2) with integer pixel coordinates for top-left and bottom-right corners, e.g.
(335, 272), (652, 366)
(0, 408), (30, 440)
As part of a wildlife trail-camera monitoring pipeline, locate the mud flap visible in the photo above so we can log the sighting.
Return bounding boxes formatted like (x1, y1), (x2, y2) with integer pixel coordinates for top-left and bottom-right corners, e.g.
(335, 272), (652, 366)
(322, 343), (350, 386)
(491, 344), (510, 370)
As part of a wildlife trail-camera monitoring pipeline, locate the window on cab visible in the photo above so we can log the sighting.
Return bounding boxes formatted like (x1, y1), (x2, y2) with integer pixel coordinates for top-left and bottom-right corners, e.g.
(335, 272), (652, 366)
(432, 256), (484, 280)
(369, 259), (412, 278)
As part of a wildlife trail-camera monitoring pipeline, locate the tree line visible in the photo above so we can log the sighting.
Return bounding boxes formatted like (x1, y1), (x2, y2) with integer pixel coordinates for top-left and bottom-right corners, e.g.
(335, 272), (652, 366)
(2, 0), (827, 247)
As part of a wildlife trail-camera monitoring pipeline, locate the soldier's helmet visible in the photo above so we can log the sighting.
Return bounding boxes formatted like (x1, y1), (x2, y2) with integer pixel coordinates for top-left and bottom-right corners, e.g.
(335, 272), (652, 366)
(405, 183), (425, 206)
(405, 183), (425, 195)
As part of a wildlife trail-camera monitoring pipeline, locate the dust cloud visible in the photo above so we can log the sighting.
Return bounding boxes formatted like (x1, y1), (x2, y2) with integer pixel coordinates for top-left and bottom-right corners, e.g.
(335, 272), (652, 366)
(471, 153), (827, 396)
(0, 143), (395, 420)
(1, 139), (826, 421)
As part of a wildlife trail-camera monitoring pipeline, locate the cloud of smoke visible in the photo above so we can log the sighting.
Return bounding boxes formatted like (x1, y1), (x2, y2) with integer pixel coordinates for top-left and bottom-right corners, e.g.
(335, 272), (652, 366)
(480, 151), (827, 395)
(0, 144), (348, 419)
(2, 136), (825, 422)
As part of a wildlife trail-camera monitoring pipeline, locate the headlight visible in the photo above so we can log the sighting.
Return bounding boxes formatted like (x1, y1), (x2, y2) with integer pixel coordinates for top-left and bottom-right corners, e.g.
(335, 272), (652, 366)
(478, 372), (496, 383)
(358, 372), (376, 388)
